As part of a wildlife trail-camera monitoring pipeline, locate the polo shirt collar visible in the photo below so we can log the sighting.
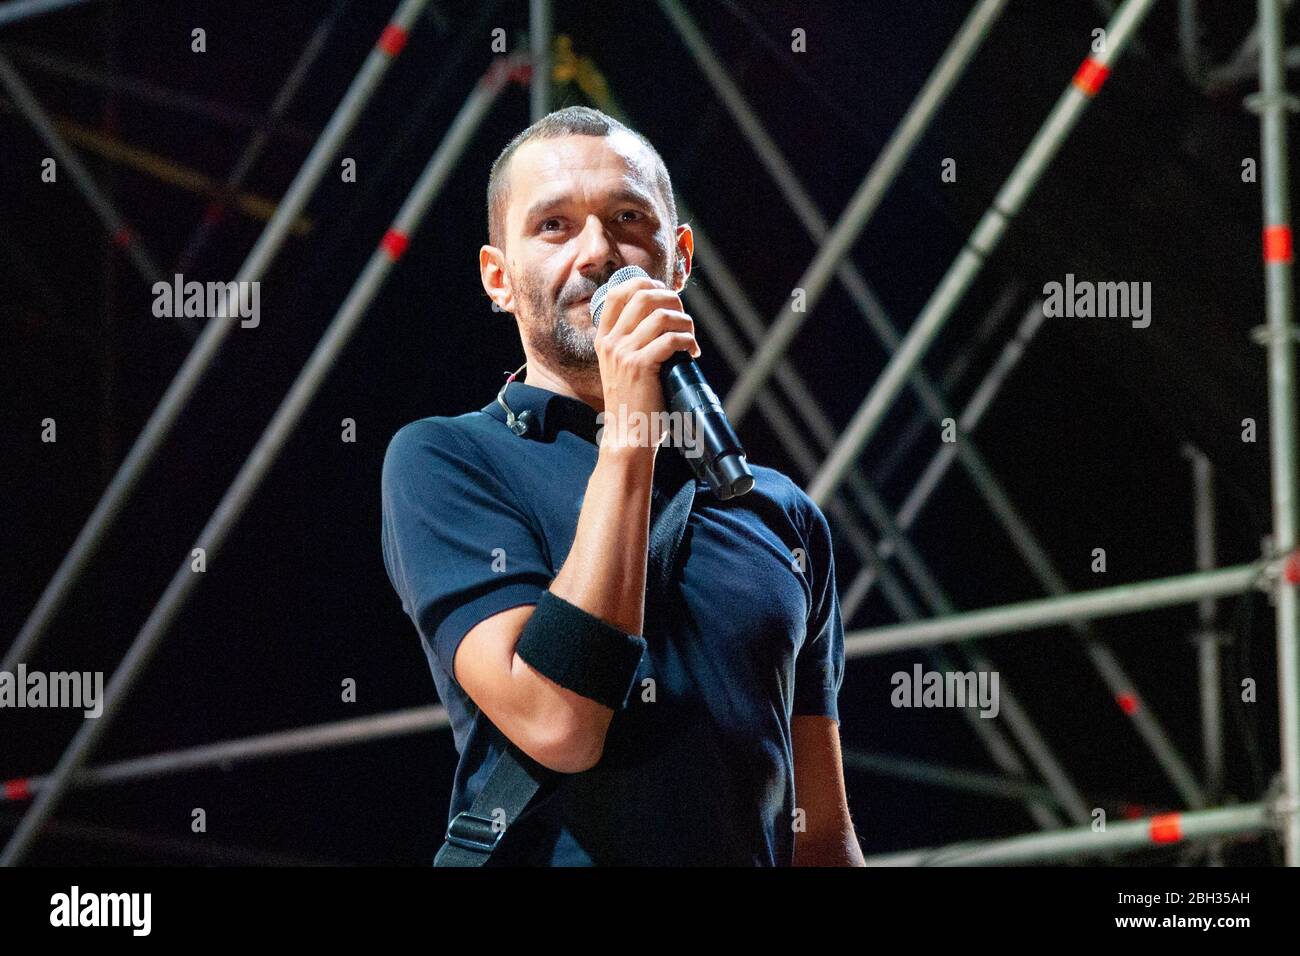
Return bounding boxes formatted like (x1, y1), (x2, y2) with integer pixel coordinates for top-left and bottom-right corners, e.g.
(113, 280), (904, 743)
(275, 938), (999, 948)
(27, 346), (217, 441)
(481, 380), (602, 444)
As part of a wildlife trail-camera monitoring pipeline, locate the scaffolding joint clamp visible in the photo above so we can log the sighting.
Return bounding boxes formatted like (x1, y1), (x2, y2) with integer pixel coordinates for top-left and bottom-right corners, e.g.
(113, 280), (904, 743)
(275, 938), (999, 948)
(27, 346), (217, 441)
(1266, 775), (1300, 831)
(1249, 323), (1300, 346)
(1244, 91), (1300, 114)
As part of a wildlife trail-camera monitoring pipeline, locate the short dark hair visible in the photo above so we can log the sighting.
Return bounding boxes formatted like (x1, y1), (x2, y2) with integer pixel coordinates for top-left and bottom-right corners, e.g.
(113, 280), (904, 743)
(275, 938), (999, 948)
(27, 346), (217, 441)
(486, 105), (677, 249)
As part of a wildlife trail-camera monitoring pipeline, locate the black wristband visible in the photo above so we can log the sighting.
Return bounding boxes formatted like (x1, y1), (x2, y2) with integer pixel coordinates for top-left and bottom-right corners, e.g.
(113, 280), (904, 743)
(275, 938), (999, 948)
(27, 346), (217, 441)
(514, 592), (647, 711)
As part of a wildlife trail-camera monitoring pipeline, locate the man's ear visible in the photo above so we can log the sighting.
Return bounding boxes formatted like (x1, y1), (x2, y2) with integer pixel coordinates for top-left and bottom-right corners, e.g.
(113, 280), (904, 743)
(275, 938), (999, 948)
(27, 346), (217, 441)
(480, 244), (515, 314)
(673, 222), (694, 292)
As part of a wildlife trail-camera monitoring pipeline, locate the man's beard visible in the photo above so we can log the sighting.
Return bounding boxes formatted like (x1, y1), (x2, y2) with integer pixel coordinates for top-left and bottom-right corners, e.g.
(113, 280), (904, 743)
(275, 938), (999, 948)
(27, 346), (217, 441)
(517, 257), (674, 372)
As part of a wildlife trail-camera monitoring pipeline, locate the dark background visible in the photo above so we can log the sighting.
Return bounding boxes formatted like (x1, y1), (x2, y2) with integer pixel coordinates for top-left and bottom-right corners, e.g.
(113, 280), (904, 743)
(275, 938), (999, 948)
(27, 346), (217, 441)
(0, 0), (1291, 864)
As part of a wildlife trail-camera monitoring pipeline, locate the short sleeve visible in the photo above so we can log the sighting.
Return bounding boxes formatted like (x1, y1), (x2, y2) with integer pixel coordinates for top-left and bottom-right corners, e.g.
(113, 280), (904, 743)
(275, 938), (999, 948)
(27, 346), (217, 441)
(792, 494), (845, 722)
(380, 419), (553, 680)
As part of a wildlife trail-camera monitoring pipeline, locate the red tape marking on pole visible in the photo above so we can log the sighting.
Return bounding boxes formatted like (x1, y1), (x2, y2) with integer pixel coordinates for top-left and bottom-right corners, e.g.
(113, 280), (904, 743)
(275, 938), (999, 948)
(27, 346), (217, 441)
(1116, 692), (1139, 715)
(1072, 58), (1110, 97)
(3, 779), (31, 801)
(1283, 551), (1300, 585)
(1149, 813), (1183, 844)
(112, 227), (133, 249)
(377, 24), (409, 57)
(1264, 225), (1294, 264)
(381, 228), (410, 262)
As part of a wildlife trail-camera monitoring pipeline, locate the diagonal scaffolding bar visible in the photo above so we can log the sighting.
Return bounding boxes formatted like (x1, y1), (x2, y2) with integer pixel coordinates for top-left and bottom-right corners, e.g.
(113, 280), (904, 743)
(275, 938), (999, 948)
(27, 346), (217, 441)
(840, 301), (1048, 620)
(5, 0), (433, 674)
(0, 53), (173, 311)
(842, 750), (1067, 808)
(806, 0), (1158, 507)
(870, 282), (1021, 490)
(174, 0), (345, 274)
(0, 54), (523, 867)
(1252, 0), (1300, 866)
(719, 0), (1011, 424)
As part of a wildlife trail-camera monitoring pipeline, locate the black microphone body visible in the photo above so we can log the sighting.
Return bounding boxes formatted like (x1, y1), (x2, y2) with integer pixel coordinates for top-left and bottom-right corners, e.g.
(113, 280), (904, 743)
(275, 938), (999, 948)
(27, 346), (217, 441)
(590, 265), (755, 499)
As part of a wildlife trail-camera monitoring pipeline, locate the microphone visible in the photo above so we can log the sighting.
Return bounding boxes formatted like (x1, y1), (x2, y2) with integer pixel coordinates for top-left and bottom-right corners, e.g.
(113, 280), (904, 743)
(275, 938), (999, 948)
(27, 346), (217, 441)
(589, 265), (755, 500)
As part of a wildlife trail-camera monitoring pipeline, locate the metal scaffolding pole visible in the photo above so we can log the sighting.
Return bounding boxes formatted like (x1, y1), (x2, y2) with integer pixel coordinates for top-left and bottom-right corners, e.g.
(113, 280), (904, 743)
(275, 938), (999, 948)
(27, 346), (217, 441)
(1252, 0), (1300, 867)
(5, 0), (433, 674)
(806, 0), (1157, 507)
(1, 706), (450, 800)
(1184, 445), (1226, 863)
(841, 750), (1066, 808)
(0, 53), (171, 306)
(174, 0), (344, 274)
(864, 803), (1271, 866)
(0, 55), (522, 867)
(530, 0), (550, 120)
(845, 563), (1266, 658)
(716, 0), (1012, 424)
(1185, 447), (1226, 804)
(0, 0), (94, 28)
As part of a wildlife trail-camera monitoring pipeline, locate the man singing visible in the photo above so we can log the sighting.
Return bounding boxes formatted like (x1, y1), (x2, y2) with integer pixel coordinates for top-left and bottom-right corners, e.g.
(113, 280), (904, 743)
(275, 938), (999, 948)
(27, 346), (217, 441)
(381, 106), (863, 866)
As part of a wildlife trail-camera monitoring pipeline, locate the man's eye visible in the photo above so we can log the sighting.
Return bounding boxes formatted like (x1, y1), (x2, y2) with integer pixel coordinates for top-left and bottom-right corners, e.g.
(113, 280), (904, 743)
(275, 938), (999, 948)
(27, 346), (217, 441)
(540, 218), (563, 232)
(616, 210), (643, 223)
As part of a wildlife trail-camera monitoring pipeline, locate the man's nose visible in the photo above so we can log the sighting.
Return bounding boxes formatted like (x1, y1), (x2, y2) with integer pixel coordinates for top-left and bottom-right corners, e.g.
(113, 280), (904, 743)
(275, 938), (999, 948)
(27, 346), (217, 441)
(574, 214), (620, 281)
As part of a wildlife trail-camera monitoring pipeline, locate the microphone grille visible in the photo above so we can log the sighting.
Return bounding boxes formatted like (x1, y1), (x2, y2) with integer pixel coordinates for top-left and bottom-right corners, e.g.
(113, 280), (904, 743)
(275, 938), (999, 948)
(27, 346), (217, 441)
(589, 264), (651, 327)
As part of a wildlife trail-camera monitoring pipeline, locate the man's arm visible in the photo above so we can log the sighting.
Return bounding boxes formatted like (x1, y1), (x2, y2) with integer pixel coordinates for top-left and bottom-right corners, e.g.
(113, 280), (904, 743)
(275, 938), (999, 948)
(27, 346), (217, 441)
(453, 447), (656, 774)
(792, 714), (865, 866)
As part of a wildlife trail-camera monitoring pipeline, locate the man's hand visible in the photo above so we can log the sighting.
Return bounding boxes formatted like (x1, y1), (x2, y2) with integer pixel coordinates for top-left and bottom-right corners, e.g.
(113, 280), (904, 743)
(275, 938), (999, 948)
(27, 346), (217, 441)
(593, 276), (700, 457)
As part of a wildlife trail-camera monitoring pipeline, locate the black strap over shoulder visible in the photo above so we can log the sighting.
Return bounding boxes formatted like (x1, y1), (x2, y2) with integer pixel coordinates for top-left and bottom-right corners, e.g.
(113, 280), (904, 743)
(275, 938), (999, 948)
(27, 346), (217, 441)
(434, 450), (696, 867)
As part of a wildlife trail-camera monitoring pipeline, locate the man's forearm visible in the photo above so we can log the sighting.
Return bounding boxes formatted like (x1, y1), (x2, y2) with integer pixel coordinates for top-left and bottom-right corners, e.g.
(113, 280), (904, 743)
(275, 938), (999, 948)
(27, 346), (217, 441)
(547, 446), (656, 636)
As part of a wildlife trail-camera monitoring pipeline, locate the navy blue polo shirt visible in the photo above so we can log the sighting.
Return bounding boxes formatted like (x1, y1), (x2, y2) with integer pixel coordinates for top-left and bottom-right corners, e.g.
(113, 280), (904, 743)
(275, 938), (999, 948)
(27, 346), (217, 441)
(380, 381), (845, 866)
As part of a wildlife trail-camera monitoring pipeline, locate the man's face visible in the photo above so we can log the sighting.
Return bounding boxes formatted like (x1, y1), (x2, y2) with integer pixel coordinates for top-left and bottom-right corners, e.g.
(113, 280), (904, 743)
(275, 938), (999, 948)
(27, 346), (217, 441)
(488, 132), (684, 372)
